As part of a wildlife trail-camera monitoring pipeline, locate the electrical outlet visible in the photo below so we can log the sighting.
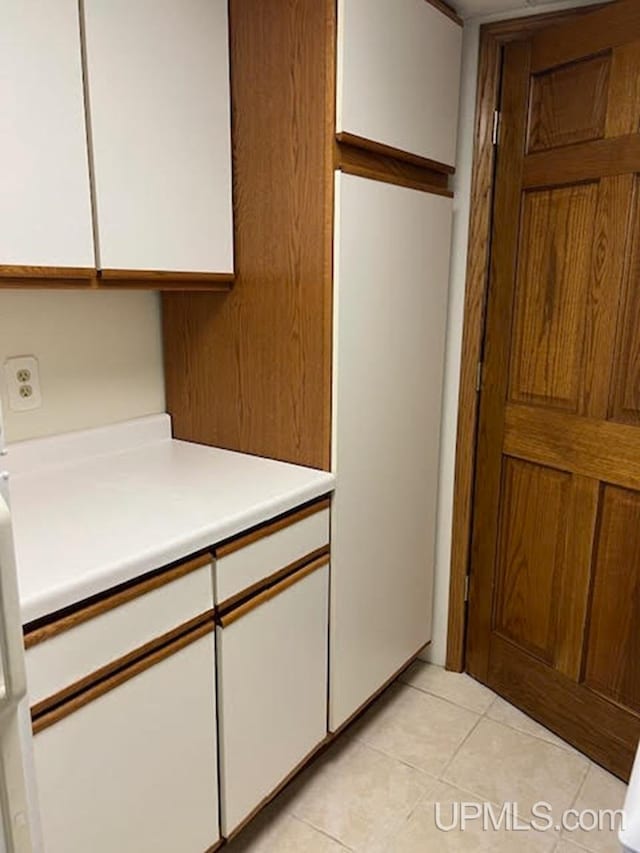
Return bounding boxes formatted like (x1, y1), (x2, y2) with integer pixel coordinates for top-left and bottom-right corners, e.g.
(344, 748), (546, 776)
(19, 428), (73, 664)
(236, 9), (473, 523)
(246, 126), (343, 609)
(4, 356), (42, 412)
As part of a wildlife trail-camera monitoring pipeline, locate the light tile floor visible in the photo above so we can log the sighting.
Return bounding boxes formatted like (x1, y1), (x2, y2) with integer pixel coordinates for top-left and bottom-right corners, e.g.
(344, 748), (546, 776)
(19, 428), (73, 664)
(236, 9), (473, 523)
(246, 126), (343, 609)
(226, 662), (628, 852)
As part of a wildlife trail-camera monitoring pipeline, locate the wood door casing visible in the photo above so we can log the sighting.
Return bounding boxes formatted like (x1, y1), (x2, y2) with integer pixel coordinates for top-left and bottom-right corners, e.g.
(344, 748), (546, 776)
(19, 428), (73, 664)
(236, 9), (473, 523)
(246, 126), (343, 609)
(467, 0), (640, 780)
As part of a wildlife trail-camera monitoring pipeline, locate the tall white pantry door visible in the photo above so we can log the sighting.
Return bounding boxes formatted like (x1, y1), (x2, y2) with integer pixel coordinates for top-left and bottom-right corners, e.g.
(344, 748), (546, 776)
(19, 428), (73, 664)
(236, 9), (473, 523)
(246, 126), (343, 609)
(330, 172), (453, 729)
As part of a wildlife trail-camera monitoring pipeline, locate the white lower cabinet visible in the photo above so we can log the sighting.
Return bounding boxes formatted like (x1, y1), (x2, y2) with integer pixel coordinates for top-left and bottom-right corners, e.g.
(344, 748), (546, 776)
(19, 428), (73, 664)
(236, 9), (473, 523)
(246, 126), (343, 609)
(33, 629), (219, 853)
(217, 563), (329, 836)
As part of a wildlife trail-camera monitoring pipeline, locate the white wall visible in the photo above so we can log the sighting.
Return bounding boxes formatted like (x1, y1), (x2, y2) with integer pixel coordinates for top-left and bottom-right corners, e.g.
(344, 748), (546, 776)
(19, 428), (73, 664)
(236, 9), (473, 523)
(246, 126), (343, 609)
(0, 291), (165, 443)
(424, 0), (605, 667)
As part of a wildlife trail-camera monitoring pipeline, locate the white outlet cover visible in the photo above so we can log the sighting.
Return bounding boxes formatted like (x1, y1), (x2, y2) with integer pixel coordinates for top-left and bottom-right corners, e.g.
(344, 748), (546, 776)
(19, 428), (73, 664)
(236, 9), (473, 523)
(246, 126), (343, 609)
(4, 356), (42, 412)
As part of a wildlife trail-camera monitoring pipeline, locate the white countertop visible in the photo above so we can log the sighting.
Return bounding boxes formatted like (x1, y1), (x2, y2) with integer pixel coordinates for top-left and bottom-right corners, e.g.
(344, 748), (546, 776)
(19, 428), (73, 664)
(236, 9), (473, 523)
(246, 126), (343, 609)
(3, 415), (335, 624)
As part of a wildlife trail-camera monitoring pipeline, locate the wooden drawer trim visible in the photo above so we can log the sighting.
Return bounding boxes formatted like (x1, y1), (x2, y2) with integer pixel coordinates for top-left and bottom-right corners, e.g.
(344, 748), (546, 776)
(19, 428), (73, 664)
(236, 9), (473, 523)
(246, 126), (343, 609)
(217, 545), (330, 616)
(32, 618), (214, 735)
(336, 132), (456, 176)
(218, 554), (330, 628)
(30, 609), (214, 720)
(215, 497), (331, 558)
(24, 553), (213, 649)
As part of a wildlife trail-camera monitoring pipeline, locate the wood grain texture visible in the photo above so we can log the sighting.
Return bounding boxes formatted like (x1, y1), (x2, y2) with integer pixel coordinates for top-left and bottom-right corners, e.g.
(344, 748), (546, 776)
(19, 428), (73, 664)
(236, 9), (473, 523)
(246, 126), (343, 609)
(524, 134), (640, 188)
(489, 634), (640, 780)
(447, 4), (611, 673)
(531, 0), (640, 73)
(99, 269), (234, 288)
(504, 403), (640, 491)
(218, 554), (329, 628)
(336, 131), (455, 175)
(23, 553), (212, 648)
(605, 40), (640, 137)
(335, 139), (451, 194)
(215, 498), (331, 558)
(32, 620), (214, 734)
(527, 53), (610, 153)
(508, 184), (597, 410)
(493, 459), (569, 663)
(163, 0), (335, 470)
(465, 40), (531, 682)
(29, 610), (213, 718)
(584, 486), (640, 712)
(0, 266), (232, 291)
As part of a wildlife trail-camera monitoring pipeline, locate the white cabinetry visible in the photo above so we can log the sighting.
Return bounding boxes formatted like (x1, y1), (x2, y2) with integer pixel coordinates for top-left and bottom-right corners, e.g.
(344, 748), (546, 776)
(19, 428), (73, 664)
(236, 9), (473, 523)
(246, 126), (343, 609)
(0, 1), (94, 268)
(82, 0), (234, 273)
(33, 630), (219, 853)
(336, 0), (462, 166)
(330, 172), (452, 729)
(217, 562), (329, 835)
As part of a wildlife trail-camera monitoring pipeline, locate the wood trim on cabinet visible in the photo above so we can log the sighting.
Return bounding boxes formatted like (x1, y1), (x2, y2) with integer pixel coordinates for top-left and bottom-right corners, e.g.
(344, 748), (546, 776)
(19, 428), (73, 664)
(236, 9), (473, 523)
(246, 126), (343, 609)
(24, 553), (213, 649)
(215, 497), (331, 558)
(336, 141), (453, 196)
(29, 610), (214, 719)
(98, 269), (234, 290)
(446, 3), (607, 673)
(425, 0), (463, 28)
(218, 554), (330, 628)
(32, 619), (214, 735)
(336, 131), (455, 176)
(217, 546), (330, 615)
(0, 265), (95, 280)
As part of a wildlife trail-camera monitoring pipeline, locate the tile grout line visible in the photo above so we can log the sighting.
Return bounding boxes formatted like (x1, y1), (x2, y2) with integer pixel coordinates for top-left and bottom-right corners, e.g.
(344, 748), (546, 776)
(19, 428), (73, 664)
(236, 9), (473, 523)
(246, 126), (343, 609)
(290, 815), (354, 851)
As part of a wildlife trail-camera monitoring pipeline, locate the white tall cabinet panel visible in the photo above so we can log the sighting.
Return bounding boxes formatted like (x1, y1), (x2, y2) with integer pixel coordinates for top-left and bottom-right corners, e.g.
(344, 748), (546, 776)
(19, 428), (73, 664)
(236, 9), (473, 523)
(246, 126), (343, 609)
(330, 173), (452, 730)
(33, 633), (219, 853)
(336, 0), (462, 166)
(0, 1), (94, 267)
(82, 0), (234, 273)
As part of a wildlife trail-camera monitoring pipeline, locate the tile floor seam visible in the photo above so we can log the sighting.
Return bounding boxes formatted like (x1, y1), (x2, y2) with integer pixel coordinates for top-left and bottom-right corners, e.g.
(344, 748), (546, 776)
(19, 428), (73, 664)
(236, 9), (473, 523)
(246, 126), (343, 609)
(345, 736), (442, 784)
(290, 815), (354, 851)
(438, 712), (485, 782)
(401, 679), (491, 716)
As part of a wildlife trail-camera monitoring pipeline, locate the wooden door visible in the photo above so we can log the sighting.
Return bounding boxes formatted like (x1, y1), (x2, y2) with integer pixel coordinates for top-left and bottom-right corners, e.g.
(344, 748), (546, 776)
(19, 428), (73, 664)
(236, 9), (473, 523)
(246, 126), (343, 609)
(467, 0), (640, 780)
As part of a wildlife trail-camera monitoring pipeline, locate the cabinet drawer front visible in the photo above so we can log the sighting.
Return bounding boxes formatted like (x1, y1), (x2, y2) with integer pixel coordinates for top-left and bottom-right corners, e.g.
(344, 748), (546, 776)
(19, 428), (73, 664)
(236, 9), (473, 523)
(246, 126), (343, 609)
(217, 563), (329, 835)
(25, 556), (213, 711)
(33, 630), (219, 853)
(215, 502), (330, 605)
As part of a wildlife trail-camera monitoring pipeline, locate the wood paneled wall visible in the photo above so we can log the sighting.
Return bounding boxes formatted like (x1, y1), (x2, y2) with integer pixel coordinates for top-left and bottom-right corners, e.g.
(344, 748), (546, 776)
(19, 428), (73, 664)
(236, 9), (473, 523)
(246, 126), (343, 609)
(163, 0), (335, 470)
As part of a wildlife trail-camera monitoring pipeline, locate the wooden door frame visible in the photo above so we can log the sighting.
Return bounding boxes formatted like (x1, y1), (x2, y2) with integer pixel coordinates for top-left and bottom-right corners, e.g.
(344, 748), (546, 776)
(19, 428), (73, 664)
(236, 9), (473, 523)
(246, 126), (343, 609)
(445, 3), (607, 672)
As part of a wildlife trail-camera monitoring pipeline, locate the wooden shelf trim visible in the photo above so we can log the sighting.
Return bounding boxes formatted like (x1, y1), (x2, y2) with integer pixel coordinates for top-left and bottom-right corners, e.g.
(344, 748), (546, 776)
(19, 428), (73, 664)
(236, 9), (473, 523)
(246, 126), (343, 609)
(425, 0), (463, 27)
(30, 610), (214, 720)
(32, 619), (214, 735)
(218, 554), (330, 628)
(0, 266), (234, 291)
(336, 131), (456, 176)
(24, 552), (213, 648)
(215, 496), (331, 558)
(336, 140), (453, 196)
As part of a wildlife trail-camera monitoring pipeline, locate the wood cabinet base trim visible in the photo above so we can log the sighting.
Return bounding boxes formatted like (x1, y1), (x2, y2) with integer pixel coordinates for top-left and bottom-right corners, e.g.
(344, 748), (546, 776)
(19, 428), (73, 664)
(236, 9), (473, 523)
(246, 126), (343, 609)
(217, 546), (330, 615)
(32, 618), (215, 734)
(24, 552), (213, 648)
(336, 131), (455, 176)
(98, 269), (235, 289)
(30, 610), (214, 720)
(0, 266), (233, 291)
(218, 554), (330, 628)
(224, 735), (333, 842)
(216, 496), (331, 558)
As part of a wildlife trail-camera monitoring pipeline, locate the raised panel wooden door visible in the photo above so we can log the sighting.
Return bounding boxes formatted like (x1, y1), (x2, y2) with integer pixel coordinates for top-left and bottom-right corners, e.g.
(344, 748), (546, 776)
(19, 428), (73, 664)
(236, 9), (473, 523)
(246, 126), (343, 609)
(467, 0), (640, 780)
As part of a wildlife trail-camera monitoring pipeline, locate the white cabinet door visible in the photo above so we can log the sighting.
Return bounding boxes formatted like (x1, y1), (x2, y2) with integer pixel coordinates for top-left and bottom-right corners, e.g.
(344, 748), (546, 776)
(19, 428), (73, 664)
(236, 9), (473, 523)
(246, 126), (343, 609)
(330, 173), (452, 730)
(336, 0), (462, 167)
(33, 631), (219, 853)
(82, 0), (234, 273)
(217, 564), (329, 835)
(0, 1), (94, 268)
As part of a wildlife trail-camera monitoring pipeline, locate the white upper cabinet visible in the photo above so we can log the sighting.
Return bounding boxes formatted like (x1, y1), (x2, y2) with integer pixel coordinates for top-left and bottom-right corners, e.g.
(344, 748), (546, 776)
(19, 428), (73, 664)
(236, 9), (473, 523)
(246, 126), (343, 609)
(0, 1), (95, 268)
(82, 0), (234, 274)
(336, 0), (463, 167)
